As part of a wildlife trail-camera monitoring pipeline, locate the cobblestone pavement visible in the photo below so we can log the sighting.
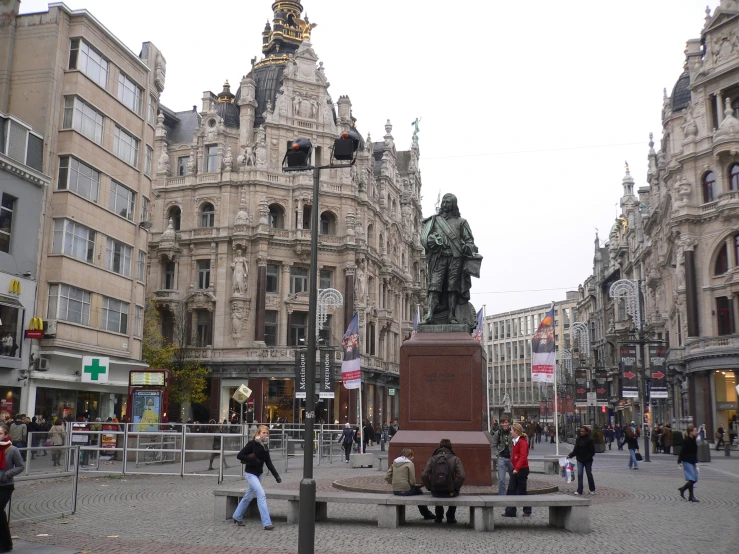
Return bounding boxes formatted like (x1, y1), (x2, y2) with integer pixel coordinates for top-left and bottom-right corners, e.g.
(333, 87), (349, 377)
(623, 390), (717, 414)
(8, 442), (739, 553)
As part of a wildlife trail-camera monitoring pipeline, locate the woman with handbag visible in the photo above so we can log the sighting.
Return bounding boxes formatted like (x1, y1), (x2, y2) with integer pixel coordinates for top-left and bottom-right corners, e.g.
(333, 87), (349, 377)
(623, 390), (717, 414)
(678, 425), (700, 502)
(625, 427), (640, 469)
(0, 424), (25, 553)
(233, 425), (281, 529)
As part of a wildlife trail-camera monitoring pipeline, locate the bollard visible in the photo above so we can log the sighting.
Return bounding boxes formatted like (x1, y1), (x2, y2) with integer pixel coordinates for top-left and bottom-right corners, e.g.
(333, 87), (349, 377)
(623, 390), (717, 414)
(380, 439), (385, 451)
(726, 442), (731, 457)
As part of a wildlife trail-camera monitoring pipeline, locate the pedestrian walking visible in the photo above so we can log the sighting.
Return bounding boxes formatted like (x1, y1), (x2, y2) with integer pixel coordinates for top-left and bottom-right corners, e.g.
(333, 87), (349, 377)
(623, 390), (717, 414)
(548, 423), (555, 444)
(715, 425), (726, 451)
(491, 417), (513, 496)
(615, 424), (625, 450)
(651, 425), (660, 454)
(49, 418), (65, 467)
(729, 415), (737, 446)
(208, 420), (231, 471)
(625, 426), (640, 470)
(605, 425), (614, 450)
(677, 425), (700, 502)
(503, 422), (531, 517)
(385, 448), (434, 520)
(421, 438), (465, 524)
(535, 421), (543, 444)
(8, 416), (26, 462)
(233, 425), (282, 529)
(526, 421), (536, 450)
(0, 424), (25, 553)
(662, 424), (672, 454)
(363, 420), (374, 450)
(567, 426), (596, 495)
(338, 423), (354, 462)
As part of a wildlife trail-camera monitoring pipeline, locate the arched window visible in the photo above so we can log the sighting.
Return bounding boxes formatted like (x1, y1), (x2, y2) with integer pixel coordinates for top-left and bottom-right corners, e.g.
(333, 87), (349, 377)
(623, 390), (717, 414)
(367, 223), (374, 248)
(268, 204), (284, 229)
(703, 171), (717, 203)
(731, 164), (739, 191)
(200, 203), (214, 228)
(320, 211), (336, 235)
(715, 243), (729, 275)
(168, 206), (181, 231)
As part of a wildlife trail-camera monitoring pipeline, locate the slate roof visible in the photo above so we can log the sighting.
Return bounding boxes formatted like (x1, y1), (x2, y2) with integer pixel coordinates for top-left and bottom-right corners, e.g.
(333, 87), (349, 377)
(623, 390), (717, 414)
(252, 64), (286, 128)
(671, 72), (691, 112)
(216, 101), (240, 129)
(160, 104), (201, 146)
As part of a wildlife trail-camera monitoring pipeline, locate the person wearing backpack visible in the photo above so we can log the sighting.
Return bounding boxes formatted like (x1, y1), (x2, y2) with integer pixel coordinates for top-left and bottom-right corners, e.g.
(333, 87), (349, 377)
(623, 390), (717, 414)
(502, 423), (531, 517)
(421, 438), (466, 524)
(385, 448), (434, 519)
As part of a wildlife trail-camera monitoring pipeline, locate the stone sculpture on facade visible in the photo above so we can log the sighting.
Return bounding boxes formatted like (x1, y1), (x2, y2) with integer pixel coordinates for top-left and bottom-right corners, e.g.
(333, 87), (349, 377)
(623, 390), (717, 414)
(355, 259), (367, 301)
(231, 249), (249, 296)
(224, 145), (233, 171)
(421, 193), (481, 329)
(255, 127), (267, 168)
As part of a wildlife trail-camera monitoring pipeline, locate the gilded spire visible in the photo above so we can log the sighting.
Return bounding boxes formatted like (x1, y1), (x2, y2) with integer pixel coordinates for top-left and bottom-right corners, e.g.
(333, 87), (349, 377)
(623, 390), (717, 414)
(260, 1), (315, 62)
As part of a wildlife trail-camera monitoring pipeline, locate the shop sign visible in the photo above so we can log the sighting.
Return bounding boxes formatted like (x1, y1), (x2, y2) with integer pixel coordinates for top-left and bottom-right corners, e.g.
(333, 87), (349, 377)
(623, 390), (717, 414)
(294, 349), (307, 399)
(130, 371), (166, 386)
(82, 356), (109, 383)
(388, 388), (396, 396)
(25, 330), (43, 339)
(716, 402), (736, 411)
(649, 345), (668, 399)
(319, 349), (334, 399)
(619, 344), (638, 398)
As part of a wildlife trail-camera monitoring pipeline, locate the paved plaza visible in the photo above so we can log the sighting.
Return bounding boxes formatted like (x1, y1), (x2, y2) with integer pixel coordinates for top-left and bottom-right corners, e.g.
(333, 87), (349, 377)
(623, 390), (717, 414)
(7, 441), (739, 554)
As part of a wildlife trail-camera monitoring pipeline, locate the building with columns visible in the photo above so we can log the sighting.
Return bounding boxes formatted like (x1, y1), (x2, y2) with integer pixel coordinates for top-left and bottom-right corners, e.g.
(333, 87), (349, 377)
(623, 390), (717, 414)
(148, 0), (425, 424)
(575, 1), (739, 435)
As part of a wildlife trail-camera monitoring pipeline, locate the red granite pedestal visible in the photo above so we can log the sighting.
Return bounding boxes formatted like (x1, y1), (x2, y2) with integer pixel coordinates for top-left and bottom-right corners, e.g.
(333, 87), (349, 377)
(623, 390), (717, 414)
(388, 328), (492, 486)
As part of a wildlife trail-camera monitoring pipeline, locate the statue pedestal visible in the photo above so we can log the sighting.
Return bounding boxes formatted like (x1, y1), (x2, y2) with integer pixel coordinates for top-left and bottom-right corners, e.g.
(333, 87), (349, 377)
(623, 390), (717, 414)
(388, 331), (492, 486)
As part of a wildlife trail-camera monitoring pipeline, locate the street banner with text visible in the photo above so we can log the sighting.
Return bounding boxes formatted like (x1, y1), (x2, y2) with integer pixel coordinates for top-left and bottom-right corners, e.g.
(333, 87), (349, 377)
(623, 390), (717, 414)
(575, 369), (588, 407)
(595, 369), (609, 404)
(649, 345), (668, 399)
(620, 344), (639, 398)
(295, 349), (307, 399)
(532, 307), (555, 383)
(320, 349), (335, 398)
(341, 313), (361, 389)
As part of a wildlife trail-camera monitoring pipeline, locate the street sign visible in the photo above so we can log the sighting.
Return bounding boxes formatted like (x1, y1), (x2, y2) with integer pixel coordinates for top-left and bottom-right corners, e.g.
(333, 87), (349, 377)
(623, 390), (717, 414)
(388, 388), (395, 396)
(587, 392), (597, 407)
(81, 356), (109, 383)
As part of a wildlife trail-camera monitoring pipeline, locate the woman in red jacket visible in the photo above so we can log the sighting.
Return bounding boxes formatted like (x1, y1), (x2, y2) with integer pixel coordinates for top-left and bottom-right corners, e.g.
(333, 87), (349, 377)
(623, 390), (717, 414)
(503, 422), (532, 517)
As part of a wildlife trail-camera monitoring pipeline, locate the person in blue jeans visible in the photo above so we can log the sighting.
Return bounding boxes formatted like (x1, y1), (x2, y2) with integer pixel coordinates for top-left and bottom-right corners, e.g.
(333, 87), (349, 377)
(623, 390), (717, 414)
(491, 418), (513, 495)
(624, 427), (639, 470)
(233, 425), (281, 530)
(567, 427), (596, 495)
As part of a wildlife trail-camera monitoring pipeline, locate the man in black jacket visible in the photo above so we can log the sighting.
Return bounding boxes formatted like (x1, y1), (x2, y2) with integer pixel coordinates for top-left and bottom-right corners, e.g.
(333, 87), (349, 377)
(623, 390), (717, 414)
(421, 438), (466, 524)
(567, 426), (596, 495)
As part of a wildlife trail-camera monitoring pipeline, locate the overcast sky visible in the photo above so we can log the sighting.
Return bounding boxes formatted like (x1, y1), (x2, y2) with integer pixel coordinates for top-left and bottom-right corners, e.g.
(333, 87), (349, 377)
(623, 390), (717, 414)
(20, 0), (713, 316)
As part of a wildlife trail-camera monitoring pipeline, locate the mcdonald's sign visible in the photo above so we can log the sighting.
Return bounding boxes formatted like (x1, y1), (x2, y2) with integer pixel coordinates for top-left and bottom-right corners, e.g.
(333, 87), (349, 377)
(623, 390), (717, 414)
(8, 280), (21, 295)
(25, 317), (44, 339)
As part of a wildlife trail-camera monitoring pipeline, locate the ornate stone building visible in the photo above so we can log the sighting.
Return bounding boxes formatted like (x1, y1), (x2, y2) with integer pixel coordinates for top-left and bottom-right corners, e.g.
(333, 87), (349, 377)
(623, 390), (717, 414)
(148, 0), (425, 424)
(578, 1), (739, 434)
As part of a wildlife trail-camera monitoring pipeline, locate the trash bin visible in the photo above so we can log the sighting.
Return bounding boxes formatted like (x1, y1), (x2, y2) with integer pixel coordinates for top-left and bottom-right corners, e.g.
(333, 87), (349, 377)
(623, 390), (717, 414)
(697, 441), (711, 463)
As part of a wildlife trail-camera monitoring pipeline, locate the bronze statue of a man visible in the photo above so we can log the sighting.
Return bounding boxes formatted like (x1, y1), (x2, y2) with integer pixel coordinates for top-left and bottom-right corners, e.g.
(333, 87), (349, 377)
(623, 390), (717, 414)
(421, 193), (481, 326)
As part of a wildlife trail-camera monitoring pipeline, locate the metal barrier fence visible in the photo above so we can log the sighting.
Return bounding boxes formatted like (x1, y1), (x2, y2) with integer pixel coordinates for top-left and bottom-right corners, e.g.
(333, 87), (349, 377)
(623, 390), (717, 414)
(24, 423), (352, 483)
(9, 445), (80, 523)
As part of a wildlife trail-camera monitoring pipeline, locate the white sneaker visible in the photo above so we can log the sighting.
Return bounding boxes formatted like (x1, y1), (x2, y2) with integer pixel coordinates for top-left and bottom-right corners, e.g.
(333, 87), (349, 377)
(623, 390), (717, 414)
(573, 492), (582, 495)
(589, 491), (596, 495)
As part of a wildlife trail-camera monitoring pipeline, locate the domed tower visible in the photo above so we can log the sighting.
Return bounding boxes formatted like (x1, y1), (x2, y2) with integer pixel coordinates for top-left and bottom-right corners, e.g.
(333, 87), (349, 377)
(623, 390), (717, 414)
(252, 1), (316, 127)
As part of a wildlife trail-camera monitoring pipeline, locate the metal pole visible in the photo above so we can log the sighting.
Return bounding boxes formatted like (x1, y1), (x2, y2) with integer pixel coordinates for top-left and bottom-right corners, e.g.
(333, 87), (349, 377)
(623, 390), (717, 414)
(122, 424), (128, 475)
(639, 338), (651, 462)
(298, 166), (321, 554)
(71, 445), (80, 514)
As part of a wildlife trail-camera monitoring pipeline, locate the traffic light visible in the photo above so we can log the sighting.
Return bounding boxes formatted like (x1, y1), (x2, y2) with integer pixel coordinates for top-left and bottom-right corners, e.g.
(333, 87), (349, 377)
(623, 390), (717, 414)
(332, 129), (360, 162)
(283, 137), (313, 169)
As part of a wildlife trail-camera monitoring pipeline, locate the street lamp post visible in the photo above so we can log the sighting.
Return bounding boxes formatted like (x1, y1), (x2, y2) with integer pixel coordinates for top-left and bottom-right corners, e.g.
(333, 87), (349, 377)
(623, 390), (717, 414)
(609, 278), (665, 463)
(282, 132), (359, 554)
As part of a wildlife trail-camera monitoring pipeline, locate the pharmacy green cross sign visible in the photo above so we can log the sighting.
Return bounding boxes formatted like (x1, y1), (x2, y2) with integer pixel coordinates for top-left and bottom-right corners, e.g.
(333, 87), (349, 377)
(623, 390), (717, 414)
(81, 356), (109, 383)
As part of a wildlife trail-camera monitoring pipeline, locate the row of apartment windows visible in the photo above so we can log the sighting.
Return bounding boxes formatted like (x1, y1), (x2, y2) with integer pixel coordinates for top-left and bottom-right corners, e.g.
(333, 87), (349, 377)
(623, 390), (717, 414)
(164, 204), (337, 234)
(62, 96), (153, 173)
(69, 38), (155, 124)
(47, 283), (142, 336)
(52, 218), (146, 281)
(162, 261), (332, 293)
(58, 156), (149, 223)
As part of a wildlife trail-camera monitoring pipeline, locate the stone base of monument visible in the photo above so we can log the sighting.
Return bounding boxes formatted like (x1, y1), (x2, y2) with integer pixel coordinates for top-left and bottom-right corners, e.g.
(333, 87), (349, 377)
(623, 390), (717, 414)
(389, 430), (492, 486)
(389, 329), (492, 486)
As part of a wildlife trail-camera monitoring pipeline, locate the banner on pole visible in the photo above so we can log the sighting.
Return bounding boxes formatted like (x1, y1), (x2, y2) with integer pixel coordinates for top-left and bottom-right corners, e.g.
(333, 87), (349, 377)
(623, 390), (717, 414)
(531, 307), (555, 383)
(620, 344), (639, 398)
(649, 345), (668, 398)
(295, 349), (307, 398)
(341, 313), (361, 389)
(595, 368), (609, 405)
(575, 369), (588, 407)
(472, 308), (484, 343)
(319, 349), (335, 398)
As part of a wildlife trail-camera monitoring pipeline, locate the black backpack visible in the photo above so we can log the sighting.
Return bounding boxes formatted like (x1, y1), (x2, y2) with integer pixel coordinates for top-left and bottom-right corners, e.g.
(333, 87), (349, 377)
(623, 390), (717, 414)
(429, 452), (455, 493)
